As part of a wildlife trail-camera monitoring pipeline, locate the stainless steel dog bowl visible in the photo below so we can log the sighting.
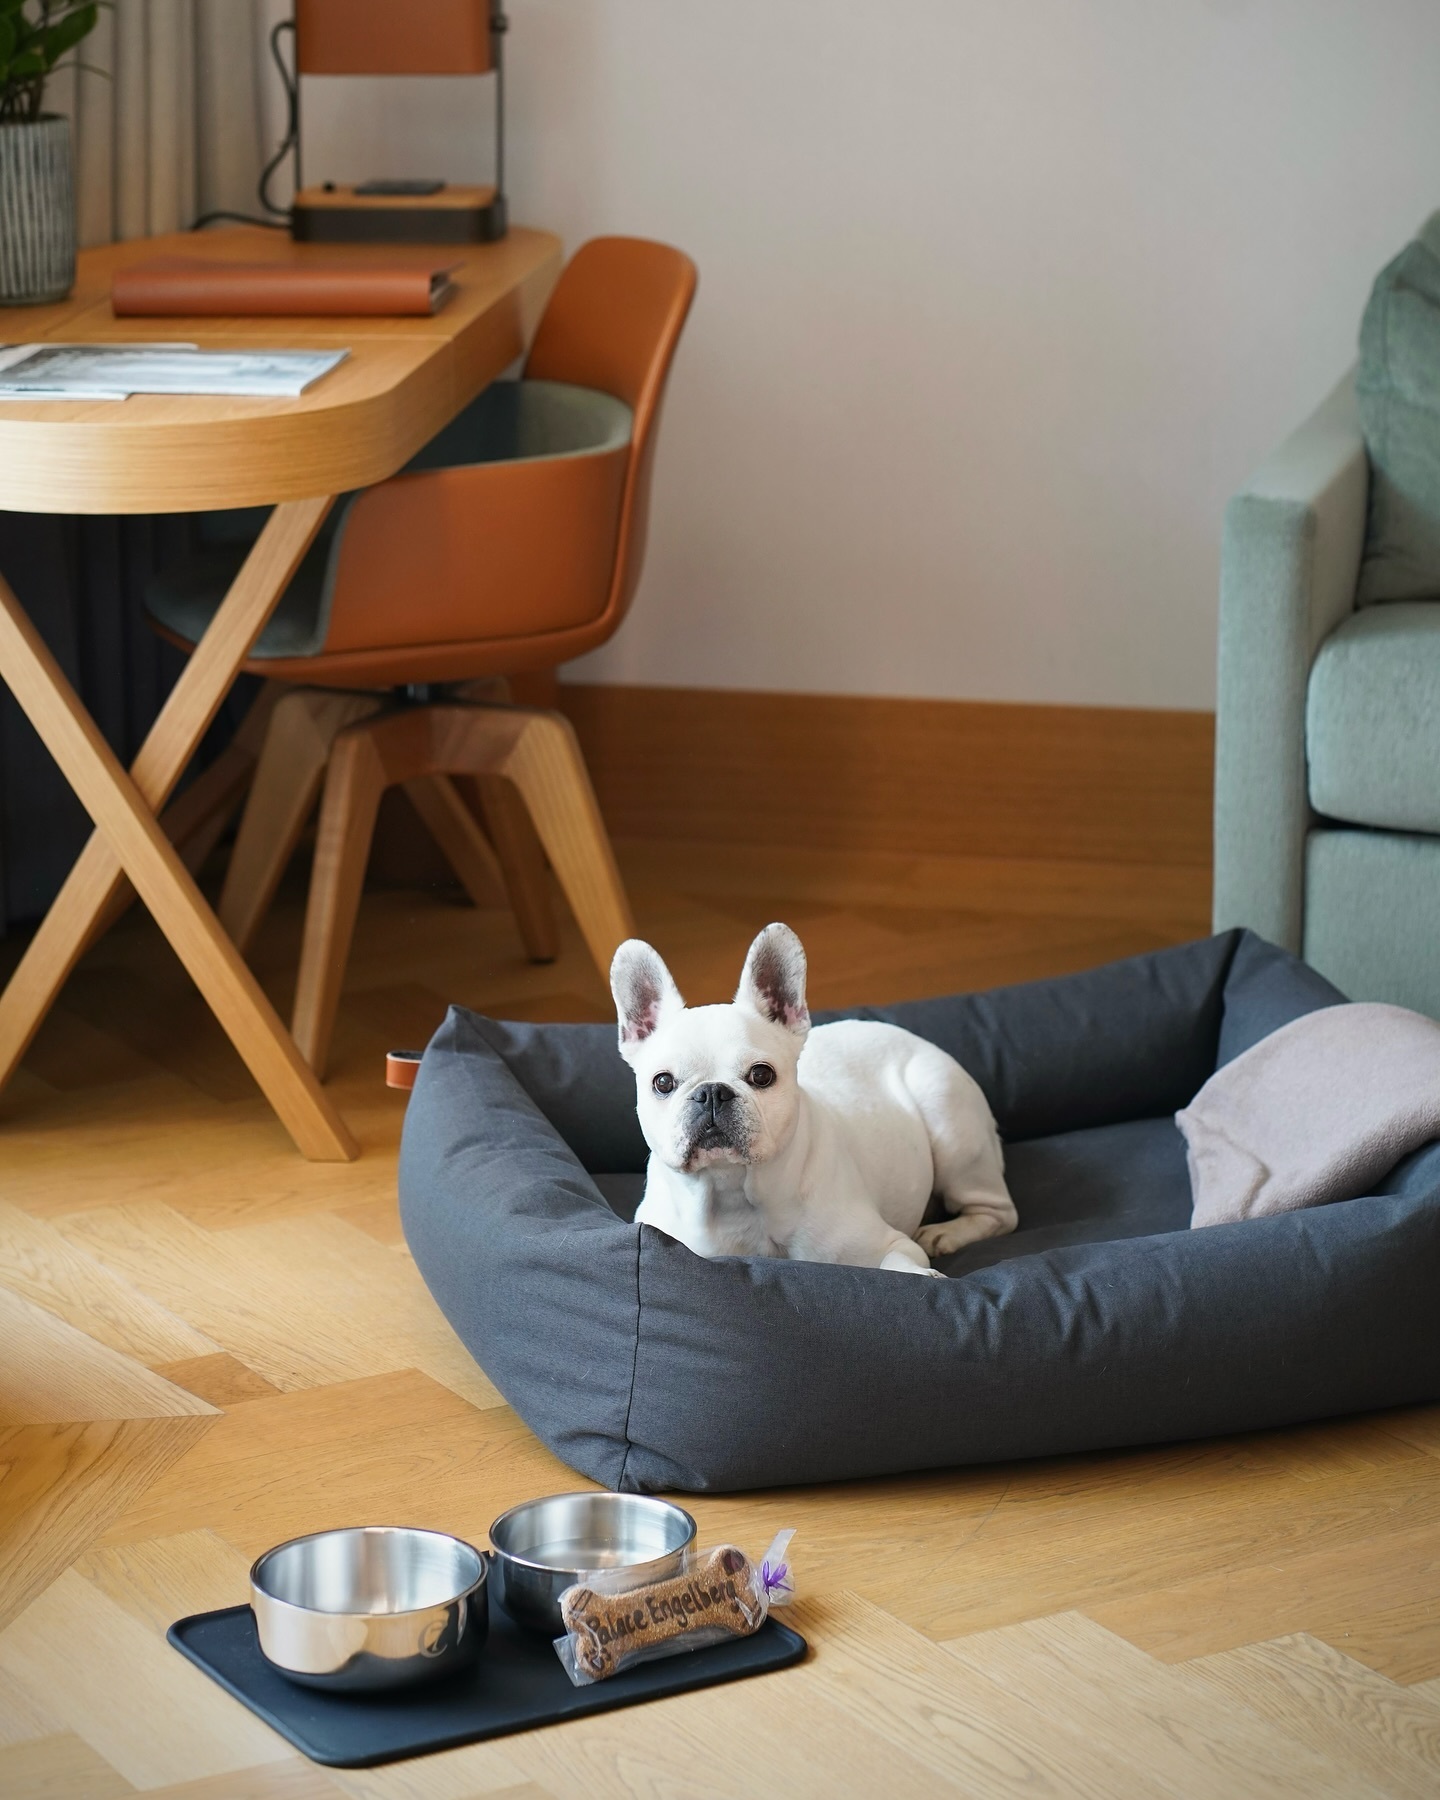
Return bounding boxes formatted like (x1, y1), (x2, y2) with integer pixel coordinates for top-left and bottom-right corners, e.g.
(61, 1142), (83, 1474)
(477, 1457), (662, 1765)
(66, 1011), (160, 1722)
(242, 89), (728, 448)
(488, 1492), (697, 1636)
(249, 1526), (488, 1691)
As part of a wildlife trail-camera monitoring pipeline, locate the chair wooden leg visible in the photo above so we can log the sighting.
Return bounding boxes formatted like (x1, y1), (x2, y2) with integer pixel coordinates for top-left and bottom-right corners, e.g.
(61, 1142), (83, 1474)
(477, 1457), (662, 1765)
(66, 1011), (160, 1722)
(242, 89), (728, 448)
(496, 711), (635, 979)
(401, 774), (507, 910)
(219, 688), (383, 956)
(168, 678), (283, 874)
(466, 773), (560, 962)
(291, 726), (388, 1079)
(287, 701), (631, 1074)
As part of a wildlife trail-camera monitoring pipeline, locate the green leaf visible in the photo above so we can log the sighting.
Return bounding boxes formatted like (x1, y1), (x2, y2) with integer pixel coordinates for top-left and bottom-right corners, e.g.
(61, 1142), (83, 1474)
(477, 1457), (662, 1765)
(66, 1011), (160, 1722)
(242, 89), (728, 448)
(41, 3), (96, 65)
(0, 0), (103, 109)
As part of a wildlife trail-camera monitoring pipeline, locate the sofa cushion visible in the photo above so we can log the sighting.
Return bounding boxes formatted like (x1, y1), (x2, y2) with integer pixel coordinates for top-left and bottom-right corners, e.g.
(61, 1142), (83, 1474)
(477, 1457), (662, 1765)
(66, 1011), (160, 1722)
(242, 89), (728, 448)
(1307, 601), (1440, 832)
(1357, 212), (1440, 604)
(1305, 827), (1440, 1020)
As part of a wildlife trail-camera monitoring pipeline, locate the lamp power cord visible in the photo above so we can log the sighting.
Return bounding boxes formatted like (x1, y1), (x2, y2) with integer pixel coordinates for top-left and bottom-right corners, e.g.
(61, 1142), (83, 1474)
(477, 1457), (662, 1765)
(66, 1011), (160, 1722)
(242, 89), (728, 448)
(190, 18), (297, 232)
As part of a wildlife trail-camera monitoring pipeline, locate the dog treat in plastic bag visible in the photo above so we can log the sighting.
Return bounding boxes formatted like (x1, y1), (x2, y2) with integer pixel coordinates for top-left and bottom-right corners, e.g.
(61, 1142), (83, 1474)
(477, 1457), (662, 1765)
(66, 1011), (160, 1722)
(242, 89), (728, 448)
(555, 1530), (795, 1685)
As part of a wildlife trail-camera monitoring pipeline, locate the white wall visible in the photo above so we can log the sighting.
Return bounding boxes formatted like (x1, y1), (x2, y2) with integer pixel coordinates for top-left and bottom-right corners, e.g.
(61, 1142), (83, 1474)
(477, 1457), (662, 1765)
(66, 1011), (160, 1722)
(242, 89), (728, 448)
(300, 0), (1440, 709)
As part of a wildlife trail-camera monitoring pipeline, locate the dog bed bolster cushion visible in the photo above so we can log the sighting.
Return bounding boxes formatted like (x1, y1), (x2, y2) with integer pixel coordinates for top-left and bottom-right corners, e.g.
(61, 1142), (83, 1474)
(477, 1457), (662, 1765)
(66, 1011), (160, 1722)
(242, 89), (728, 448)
(399, 930), (1440, 1493)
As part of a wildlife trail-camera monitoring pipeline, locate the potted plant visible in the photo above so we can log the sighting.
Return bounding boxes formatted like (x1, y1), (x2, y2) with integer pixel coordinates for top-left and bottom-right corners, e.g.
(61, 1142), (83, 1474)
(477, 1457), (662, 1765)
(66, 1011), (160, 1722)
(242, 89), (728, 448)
(0, 1), (100, 305)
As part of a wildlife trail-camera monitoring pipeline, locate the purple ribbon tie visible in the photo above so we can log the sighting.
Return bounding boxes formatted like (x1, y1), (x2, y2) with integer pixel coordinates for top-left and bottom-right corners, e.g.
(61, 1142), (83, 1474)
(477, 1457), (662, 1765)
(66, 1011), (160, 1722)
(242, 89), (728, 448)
(761, 1558), (792, 1599)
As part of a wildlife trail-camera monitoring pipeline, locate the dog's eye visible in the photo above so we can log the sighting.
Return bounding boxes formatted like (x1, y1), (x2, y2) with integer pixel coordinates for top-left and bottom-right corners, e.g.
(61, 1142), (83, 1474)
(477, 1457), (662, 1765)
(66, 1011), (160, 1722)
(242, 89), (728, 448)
(747, 1063), (777, 1089)
(652, 1072), (677, 1096)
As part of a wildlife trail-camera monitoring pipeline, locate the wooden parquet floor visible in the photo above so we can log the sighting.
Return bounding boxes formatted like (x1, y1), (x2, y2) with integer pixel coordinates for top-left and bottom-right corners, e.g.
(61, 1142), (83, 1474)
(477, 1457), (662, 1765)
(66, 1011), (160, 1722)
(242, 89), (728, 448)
(2, 835), (1438, 1798)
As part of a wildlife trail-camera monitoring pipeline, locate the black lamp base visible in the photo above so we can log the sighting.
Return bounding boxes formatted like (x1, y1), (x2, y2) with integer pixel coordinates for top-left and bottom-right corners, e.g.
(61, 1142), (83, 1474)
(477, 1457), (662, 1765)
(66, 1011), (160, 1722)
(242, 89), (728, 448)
(290, 187), (508, 245)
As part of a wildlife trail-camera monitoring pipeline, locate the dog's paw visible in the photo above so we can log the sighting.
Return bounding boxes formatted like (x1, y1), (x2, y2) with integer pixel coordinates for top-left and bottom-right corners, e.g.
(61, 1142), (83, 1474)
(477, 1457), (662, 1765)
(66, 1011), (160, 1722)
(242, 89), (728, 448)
(880, 1247), (941, 1276)
(917, 1219), (989, 1258)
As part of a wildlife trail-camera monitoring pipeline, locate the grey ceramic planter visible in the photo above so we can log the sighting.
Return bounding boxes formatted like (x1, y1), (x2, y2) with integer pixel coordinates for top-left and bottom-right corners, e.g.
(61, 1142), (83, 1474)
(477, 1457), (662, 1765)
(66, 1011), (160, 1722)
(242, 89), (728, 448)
(0, 115), (76, 306)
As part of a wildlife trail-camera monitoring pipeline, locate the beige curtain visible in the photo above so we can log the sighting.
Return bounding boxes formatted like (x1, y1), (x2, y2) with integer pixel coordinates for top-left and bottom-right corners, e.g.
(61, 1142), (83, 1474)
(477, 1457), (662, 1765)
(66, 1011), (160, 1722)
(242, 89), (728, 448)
(48, 0), (291, 247)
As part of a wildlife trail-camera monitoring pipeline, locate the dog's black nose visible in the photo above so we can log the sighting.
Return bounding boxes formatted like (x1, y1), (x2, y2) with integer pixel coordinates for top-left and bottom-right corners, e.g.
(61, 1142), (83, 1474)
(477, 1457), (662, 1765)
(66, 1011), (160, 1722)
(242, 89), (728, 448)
(690, 1082), (736, 1122)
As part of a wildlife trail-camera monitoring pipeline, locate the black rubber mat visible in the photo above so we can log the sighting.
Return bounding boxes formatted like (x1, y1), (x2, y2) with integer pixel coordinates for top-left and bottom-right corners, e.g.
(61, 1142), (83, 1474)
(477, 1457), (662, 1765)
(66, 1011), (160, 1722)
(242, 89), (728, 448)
(168, 1585), (806, 1768)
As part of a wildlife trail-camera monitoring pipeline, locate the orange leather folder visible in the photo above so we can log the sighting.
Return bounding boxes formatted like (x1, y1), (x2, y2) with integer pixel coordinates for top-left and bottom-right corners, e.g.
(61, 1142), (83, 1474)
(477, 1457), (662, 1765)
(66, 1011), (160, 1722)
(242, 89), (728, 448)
(111, 256), (459, 317)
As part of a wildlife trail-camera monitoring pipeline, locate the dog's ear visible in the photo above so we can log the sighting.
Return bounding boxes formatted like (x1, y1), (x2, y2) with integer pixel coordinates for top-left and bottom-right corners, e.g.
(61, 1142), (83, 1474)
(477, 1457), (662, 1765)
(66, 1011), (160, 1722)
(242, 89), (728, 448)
(611, 939), (686, 1055)
(735, 923), (810, 1037)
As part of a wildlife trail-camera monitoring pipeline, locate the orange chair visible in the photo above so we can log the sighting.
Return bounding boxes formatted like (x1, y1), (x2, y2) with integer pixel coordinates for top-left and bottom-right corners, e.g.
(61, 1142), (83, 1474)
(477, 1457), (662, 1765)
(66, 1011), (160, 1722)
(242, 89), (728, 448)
(145, 237), (697, 1076)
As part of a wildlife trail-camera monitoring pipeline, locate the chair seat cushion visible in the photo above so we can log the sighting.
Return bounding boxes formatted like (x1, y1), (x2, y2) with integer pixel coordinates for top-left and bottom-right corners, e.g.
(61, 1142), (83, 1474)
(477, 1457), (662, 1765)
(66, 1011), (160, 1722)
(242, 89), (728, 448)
(146, 517), (343, 660)
(398, 931), (1440, 1493)
(406, 377), (631, 471)
(143, 380), (633, 660)
(1307, 601), (1440, 832)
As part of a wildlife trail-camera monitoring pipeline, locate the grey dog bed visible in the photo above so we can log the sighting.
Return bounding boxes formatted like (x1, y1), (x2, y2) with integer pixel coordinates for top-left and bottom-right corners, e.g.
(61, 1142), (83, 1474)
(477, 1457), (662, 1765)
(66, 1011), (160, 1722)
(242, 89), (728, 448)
(399, 931), (1440, 1493)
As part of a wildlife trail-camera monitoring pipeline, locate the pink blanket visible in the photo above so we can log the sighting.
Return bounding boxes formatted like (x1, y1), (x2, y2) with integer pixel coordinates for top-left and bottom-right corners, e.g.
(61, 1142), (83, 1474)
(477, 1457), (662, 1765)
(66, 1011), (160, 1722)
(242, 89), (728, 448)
(1178, 1002), (1440, 1228)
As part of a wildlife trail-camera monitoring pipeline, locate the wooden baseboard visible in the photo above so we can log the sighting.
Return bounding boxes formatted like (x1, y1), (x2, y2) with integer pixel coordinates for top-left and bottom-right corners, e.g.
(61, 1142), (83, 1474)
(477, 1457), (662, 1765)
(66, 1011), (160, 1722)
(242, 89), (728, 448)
(559, 685), (1214, 867)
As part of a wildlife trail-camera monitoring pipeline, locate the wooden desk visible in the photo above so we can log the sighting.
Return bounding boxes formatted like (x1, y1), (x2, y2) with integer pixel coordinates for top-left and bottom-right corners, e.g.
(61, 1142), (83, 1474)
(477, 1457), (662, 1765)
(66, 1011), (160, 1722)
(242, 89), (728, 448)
(0, 225), (563, 1159)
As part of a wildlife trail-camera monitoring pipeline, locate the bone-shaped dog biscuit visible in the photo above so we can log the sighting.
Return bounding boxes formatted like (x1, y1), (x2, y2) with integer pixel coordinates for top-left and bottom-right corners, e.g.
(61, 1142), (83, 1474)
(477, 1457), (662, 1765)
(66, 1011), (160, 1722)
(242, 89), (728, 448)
(560, 1545), (765, 1681)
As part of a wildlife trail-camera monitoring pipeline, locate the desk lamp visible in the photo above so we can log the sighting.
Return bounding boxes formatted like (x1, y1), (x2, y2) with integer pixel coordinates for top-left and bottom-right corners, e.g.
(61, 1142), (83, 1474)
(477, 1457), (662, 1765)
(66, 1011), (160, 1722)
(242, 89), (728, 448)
(289, 0), (507, 244)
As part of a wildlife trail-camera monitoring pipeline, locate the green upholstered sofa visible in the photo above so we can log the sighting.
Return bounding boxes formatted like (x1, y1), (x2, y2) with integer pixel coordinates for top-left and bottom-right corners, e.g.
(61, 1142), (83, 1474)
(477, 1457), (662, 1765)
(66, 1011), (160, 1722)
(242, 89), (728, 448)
(1213, 372), (1440, 1016)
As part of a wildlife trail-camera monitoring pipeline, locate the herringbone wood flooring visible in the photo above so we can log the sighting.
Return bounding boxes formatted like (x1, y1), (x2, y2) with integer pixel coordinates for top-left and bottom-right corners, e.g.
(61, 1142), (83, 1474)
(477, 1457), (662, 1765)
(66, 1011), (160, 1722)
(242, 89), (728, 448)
(2, 834), (1438, 1799)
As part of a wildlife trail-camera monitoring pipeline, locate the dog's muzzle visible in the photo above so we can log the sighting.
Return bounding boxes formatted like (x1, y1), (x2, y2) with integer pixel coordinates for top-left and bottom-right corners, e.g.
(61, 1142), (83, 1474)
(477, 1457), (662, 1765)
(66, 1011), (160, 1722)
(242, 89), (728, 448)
(684, 1082), (744, 1158)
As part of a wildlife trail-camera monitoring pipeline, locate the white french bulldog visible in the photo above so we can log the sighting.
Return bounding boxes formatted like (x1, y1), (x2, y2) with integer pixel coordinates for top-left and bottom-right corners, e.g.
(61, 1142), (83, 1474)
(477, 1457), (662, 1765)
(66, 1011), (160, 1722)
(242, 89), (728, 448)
(610, 923), (1016, 1276)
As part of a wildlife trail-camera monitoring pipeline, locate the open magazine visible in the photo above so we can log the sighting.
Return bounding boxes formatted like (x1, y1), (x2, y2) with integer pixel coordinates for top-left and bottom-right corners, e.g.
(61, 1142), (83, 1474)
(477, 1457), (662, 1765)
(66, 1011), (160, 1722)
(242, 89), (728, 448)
(0, 343), (348, 401)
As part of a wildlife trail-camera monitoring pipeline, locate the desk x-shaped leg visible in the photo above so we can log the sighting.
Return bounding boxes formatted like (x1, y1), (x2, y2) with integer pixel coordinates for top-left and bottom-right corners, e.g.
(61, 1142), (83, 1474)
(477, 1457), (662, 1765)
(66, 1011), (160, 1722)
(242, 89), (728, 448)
(0, 497), (358, 1160)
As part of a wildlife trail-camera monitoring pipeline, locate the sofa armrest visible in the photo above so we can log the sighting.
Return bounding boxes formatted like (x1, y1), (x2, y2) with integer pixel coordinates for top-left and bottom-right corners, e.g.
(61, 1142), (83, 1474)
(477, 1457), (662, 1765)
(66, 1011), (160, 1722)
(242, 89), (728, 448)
(1213, 373), (1369, 950)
